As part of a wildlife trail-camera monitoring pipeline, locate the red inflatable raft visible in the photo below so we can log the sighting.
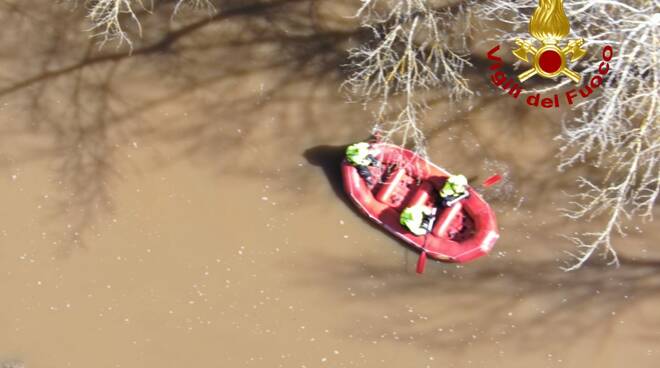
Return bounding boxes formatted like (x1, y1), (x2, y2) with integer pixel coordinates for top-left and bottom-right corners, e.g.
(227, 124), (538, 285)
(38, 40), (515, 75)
(341, 143), (499, 271)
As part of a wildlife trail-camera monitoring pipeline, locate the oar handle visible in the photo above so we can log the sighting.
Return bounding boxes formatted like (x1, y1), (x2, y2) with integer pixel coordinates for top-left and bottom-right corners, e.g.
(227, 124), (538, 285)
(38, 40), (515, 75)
(416, 251), (427, 274)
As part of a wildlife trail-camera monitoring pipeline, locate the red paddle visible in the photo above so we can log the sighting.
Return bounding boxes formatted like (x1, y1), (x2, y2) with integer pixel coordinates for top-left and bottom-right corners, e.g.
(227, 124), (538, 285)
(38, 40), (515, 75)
(416, 225), (429, 274)
(416, 251), (427, 274)
(482, 174), (502, 188)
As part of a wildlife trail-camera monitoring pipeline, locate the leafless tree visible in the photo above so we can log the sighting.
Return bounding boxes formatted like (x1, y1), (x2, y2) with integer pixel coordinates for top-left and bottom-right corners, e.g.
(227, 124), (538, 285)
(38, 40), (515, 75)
(344, 0), (475, 157)
(82, 0), (216, 49)
(477, 0), (659, 269)
(0, 0), (357, 250)
(2, 0), (656, 268)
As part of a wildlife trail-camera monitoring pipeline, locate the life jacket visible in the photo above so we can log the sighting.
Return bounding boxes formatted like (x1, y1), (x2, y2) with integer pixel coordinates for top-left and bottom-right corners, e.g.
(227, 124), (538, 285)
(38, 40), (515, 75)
(345, 142), (371, 166)
(440, 176), (467, 199)
(400, 206), (430, 236)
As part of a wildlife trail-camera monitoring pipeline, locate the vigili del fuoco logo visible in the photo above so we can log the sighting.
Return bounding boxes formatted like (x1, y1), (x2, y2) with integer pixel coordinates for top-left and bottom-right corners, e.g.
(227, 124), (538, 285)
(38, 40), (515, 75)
(485, 0), (614, 109)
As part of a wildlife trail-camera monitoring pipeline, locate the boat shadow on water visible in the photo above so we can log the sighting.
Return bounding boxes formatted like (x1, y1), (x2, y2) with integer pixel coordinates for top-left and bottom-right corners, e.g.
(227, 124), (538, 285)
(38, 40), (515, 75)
(303, 144), (351, 207)
(303, 144), (428, 258)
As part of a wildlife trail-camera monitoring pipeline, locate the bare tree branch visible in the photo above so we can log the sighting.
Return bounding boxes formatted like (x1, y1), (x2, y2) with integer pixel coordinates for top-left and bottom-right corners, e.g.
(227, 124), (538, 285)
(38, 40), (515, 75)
(345, 0), (475, 157)
(478, 0), (660, 269)
(81, 0), (217, 49)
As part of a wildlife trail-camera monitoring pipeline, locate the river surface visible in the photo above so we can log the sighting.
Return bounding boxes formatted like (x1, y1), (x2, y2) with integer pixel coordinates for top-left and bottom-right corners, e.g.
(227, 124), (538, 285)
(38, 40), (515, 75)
(1, 2), (659, 368)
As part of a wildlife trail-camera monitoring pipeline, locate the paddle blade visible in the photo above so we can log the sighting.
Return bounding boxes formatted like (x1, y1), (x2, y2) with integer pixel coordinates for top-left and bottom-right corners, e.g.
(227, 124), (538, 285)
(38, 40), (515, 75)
(483, 174), (502, 188)
(416, 251), (427, 274)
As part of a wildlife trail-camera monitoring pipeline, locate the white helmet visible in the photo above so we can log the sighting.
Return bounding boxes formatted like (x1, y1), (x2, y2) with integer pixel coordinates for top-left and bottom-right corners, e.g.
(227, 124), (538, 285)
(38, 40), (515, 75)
(448, 174), (468, 187)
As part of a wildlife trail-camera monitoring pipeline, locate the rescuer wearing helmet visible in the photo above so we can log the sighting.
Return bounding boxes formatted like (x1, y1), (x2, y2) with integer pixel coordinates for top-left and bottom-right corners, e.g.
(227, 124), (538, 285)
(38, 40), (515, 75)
(345, 142), (380, 185)
(400, 205), (437, 236)
(439, 174), (469, 207)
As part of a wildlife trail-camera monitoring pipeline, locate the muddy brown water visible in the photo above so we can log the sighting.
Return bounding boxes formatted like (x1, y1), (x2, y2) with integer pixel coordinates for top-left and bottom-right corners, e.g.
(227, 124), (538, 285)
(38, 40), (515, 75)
(1, 2), (659, 368)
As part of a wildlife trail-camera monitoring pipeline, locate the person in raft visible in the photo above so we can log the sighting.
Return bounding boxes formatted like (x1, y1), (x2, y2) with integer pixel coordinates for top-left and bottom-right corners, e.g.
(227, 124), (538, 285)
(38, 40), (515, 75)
(345, 142), (380, 185)
(439, 174), (470, 207)
(400, 174), (469, 236)
(400, 205), (437, 236)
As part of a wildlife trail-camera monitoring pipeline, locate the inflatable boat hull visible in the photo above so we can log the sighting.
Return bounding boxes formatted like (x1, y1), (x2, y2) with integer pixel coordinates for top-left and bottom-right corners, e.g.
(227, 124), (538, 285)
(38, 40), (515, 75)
(341, 143), (499, 263)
